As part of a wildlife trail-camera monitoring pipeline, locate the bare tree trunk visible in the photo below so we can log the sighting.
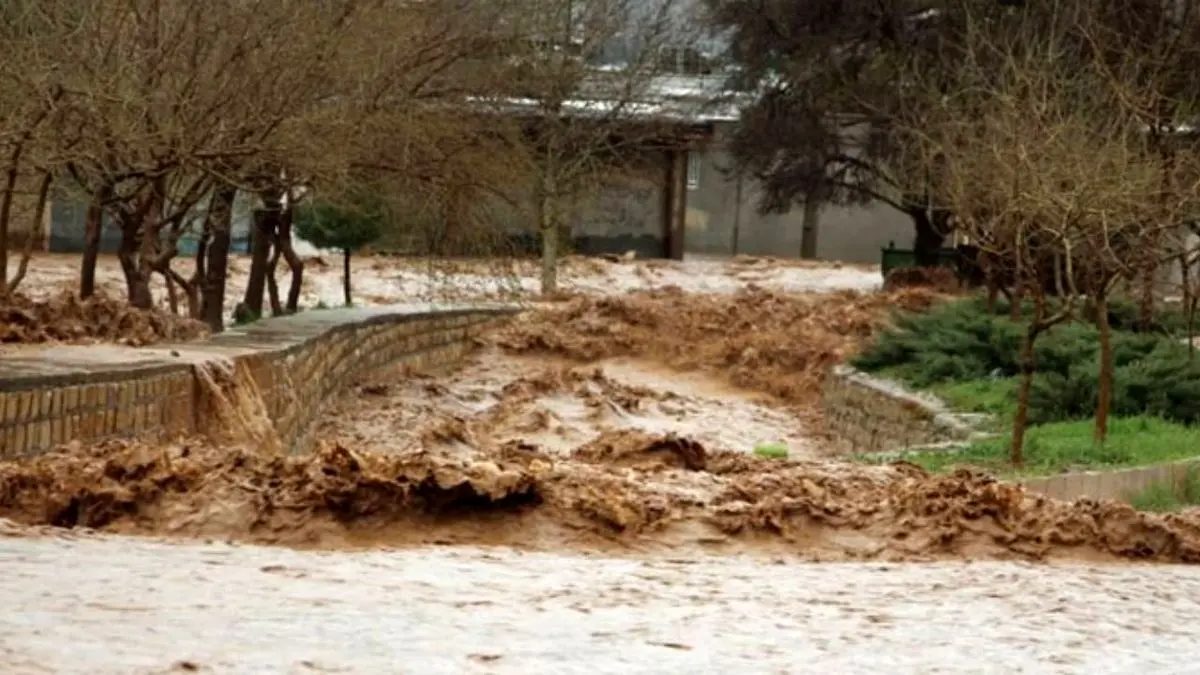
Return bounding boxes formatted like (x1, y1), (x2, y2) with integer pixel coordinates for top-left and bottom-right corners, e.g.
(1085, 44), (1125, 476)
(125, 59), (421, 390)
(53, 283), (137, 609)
(537, 180), (558, 295)
(187, 225), (209, 320)
(911, 208), (946, 268)
(342, 247), (352, 306)
(263, 210), (282, 317)
(80, 184), (109, 299)
(1094, 289), (1112, 444)
(201, 186), (236, 332)
(536, 163), (560, 295)
(118, 217), (153, 309)
(277, 204), (303, 313)
(0, 147), (24, 295)
(1139, 264), (1155, 330)
(6, 170), (51, 295)
(1011, 326), (1036, 468)
(163, 270), (180, 314)
(265, 238), (283, 316)
(240, 193), (281, 320)
(1182, 250), (1194, 361)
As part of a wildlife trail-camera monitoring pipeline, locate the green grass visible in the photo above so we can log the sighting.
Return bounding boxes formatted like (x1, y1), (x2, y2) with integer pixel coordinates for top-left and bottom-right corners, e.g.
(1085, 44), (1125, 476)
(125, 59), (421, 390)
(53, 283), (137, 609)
(1128, 467), (1200, 512)
(897, 416), (1200, 478)
(753, 443), (789, 460)
(927, 377), (1018, 425)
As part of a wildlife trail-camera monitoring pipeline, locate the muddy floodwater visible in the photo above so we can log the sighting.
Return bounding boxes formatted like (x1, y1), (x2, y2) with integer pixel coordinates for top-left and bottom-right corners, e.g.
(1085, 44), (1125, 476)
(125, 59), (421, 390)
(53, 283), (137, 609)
(5, 281), (1200, 673)
(2, 533), (1199, 674)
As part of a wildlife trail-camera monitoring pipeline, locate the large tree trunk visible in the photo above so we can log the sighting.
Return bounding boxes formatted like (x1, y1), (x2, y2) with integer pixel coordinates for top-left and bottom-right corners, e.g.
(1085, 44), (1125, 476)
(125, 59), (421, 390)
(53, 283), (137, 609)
(118, 216), (153, 309)
(240, 200), (277, 321)
(911, 208), (948, 268)
(201, 186), (236, 332)
(1094, 289), (1113, 444)
(80, 184), (109, 299)
(343, 247), (353, 306)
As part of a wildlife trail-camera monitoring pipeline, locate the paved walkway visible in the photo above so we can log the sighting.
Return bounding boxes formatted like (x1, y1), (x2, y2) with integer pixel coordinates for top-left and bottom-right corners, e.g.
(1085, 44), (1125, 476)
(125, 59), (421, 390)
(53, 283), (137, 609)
(1, 533), (1198, 674)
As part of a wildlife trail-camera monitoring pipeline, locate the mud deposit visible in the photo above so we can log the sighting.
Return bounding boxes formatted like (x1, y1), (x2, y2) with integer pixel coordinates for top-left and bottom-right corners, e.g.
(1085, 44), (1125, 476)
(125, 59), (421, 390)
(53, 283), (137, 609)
(490, 286), (939, 404)
(3, 349), (1200, 564)
(0, 290), (206, 348)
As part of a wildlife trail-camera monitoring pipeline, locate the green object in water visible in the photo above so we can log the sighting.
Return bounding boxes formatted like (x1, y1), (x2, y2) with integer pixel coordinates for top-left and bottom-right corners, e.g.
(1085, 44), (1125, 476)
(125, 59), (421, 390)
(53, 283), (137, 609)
(754, 443), (789, 459)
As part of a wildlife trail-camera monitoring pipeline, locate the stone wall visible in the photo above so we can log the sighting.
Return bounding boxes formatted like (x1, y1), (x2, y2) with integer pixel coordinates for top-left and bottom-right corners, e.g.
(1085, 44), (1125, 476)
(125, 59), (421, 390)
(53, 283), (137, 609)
(821, 365), (982, 453)
(823, 366), (1200, 504)
(0, 305), (516, 459)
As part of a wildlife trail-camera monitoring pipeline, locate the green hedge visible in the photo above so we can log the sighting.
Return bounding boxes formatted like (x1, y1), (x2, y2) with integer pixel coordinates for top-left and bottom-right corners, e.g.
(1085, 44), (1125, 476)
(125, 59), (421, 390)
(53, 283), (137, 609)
(852, 298), (1200, 425)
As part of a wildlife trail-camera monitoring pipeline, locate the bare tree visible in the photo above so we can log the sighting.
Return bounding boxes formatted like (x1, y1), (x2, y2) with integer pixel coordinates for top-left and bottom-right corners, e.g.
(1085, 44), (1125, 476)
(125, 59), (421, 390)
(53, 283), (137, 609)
(0, 0), (76, 297)
(480, 0), (696, 294)
(906, 4), (1200, 460)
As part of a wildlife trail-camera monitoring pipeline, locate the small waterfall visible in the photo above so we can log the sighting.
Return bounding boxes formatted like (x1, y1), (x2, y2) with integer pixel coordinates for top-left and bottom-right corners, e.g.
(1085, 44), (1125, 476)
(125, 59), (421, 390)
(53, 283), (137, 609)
(192, 358), (281, 454)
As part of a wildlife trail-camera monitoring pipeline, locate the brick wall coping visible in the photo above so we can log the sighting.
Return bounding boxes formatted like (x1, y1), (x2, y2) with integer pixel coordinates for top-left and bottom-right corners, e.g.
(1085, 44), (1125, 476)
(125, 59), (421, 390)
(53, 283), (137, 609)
(0, 302), (519, 391)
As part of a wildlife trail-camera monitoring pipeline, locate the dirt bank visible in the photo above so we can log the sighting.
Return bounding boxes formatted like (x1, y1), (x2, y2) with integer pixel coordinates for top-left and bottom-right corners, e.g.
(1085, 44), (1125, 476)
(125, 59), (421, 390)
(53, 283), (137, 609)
(490, 286), (940, 405)
(2, 430), (1199, 563)
(0, 290), (207, 348)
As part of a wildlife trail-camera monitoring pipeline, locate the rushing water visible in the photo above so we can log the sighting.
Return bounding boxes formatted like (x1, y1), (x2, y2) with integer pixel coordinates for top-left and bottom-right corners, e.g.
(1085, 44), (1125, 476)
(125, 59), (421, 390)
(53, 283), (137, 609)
(2, 533), (1199, 674)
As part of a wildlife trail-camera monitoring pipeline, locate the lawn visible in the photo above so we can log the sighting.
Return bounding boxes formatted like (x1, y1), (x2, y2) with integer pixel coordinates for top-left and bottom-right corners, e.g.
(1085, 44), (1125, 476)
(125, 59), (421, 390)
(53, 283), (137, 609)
(891, 415), (1200, 478)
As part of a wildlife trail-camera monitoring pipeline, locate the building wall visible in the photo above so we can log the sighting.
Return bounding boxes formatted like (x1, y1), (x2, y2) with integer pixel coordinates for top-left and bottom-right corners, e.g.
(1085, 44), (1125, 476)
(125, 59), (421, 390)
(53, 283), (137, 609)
(47, 189), (255, 255)
(683, 123), (914, 263)
(567, 160), (667, 258)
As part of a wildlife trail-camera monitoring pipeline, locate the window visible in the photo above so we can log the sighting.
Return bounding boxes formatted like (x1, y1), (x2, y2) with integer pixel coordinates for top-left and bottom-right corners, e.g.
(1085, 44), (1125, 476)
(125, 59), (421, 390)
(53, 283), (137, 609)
(686, 152), (701, 191)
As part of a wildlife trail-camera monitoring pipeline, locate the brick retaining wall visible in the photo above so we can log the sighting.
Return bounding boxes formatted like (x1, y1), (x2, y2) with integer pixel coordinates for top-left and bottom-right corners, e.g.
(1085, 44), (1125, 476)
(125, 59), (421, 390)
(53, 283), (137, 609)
(0, 304), (516, 458)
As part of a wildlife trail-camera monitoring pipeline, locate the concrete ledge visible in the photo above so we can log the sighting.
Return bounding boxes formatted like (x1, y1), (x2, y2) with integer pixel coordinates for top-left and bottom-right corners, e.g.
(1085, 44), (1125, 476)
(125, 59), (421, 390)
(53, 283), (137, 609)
(0, 303), (518, 458)
(821, 365), (991, 453)
(1021, 459), (1200, 503)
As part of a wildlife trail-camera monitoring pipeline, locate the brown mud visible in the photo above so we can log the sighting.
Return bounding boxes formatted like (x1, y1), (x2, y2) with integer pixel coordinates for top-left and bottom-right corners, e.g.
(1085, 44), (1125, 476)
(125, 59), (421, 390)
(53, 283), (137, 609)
(3, 432), (1200, 563)
(0, 290), (207, 347)
(490, 286), (940, 405)
(3, 283), (1196, 566)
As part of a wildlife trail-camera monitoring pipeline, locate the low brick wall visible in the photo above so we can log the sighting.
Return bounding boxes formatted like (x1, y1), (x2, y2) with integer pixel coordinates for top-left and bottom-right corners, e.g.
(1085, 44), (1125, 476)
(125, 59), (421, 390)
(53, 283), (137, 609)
(821, 365), (982, 453)
(0, 304), (516, 458)
(1021, 460), (1199, 502)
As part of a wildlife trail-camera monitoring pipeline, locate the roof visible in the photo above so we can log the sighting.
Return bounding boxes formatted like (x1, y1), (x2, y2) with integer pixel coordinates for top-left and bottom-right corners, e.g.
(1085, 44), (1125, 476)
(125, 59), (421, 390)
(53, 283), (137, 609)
(468, 73), (745, 124)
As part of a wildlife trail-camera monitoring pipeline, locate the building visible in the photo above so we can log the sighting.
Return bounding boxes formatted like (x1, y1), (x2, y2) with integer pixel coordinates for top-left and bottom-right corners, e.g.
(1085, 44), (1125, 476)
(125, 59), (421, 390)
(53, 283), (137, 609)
(560, 74), (915, 263)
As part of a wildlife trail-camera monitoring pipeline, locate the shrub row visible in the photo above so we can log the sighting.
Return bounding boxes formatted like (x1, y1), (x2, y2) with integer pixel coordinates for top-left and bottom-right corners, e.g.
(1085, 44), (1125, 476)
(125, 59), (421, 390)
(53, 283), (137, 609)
(852, 298), (1200, 425)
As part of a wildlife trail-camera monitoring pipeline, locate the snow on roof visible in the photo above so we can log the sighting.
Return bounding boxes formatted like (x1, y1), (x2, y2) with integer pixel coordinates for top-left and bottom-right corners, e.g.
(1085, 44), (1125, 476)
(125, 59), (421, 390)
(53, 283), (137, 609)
(470, 73), (745, 124)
